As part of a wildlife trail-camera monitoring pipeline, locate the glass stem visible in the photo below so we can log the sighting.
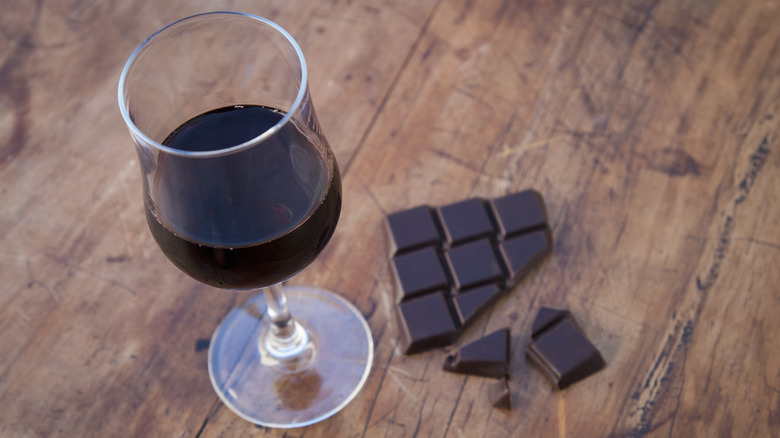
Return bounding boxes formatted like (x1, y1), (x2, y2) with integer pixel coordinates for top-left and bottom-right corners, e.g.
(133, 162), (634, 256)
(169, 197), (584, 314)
(265, 283), (294, 337)
(263, 283), (310, 359)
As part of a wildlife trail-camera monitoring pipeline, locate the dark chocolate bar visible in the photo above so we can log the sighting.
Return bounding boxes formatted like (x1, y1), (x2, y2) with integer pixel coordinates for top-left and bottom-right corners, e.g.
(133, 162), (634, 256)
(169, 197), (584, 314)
(443, 328), (510, 378)
(386, 190), (552, 354)
(526, 309), (605, 389)
(388, 191), (551, 353)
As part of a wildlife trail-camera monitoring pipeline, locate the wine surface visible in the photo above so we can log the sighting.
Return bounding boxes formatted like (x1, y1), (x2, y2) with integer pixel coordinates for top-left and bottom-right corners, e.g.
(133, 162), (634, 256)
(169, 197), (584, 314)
(145, 105), (341, 289)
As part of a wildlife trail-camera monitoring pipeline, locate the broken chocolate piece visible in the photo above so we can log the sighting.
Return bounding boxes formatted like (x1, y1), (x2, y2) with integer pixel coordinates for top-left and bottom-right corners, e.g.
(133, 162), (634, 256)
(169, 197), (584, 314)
(387, 189), (553, 354)
(488, 378), (512, 409)
(443, 328), (510, 378)
(531, 307), (572, 340)
(386, 205), (442, 255)
(397, 292), (459, 354)
(436, 198), (494, 247)
(527, 317), (605, 389)
(452, 284), (503, 326)
(444, 238), (505, 291)
(498, 229), (552, 285)
(489, 189), (548, 239)
(392, 246), (450, 301)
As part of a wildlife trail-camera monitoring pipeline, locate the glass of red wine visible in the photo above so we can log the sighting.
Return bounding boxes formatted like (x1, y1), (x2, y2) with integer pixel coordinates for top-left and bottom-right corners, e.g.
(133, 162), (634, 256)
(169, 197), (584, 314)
(117, 12), (373, 428)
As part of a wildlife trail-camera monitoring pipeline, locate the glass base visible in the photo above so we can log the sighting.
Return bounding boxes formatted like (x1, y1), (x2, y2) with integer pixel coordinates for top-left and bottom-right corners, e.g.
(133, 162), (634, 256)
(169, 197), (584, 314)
(208, 286), (374, 428)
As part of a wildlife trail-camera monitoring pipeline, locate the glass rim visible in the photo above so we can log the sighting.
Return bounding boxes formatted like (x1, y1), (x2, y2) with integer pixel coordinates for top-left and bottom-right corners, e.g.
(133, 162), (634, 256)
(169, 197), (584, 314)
(117, 11), (308, 158)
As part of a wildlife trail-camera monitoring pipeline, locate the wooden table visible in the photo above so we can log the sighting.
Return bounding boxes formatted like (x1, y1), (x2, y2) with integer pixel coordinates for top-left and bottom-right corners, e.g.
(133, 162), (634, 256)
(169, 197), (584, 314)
(2, 0), (778, 436)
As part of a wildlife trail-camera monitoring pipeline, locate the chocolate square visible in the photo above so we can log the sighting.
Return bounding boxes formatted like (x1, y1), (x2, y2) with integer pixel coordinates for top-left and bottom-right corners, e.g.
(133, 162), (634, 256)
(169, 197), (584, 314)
(392, 246), (450, 301)
(531, 307), (573, 340)
(397, 291), (459, 354)
(489, 190), (548, 239)
(527, 317), (605, 389)
(443, 328), (510, 378)
(498, 229), (552, 284)
(445, 238), (505, 291)
(436, 198), (494, 247)
(386, 205), (442, 255)
(452, 283), (503, 326)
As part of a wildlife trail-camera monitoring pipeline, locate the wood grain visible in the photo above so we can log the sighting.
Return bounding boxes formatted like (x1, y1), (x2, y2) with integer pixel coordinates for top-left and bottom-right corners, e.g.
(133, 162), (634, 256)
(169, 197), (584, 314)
(1, 0), (778, 437)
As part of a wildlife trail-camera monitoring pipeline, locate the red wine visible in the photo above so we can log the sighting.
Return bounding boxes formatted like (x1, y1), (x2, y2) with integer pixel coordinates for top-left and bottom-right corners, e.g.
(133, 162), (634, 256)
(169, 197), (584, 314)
(145, 105), (341, 289)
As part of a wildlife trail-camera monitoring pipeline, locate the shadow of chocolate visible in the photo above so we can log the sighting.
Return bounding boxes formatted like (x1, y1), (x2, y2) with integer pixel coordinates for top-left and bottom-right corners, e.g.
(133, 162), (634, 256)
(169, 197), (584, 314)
(274, 369), (323, 411)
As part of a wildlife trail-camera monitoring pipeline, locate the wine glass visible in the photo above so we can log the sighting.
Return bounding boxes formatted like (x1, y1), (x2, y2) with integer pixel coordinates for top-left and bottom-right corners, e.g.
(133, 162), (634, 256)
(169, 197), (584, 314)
(117, 12), (373, 428)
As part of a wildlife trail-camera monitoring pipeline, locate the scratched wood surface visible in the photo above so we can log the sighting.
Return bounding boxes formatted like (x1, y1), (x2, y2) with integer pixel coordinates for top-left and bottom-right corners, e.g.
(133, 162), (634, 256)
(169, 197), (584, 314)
(1, 0), (778, 437)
